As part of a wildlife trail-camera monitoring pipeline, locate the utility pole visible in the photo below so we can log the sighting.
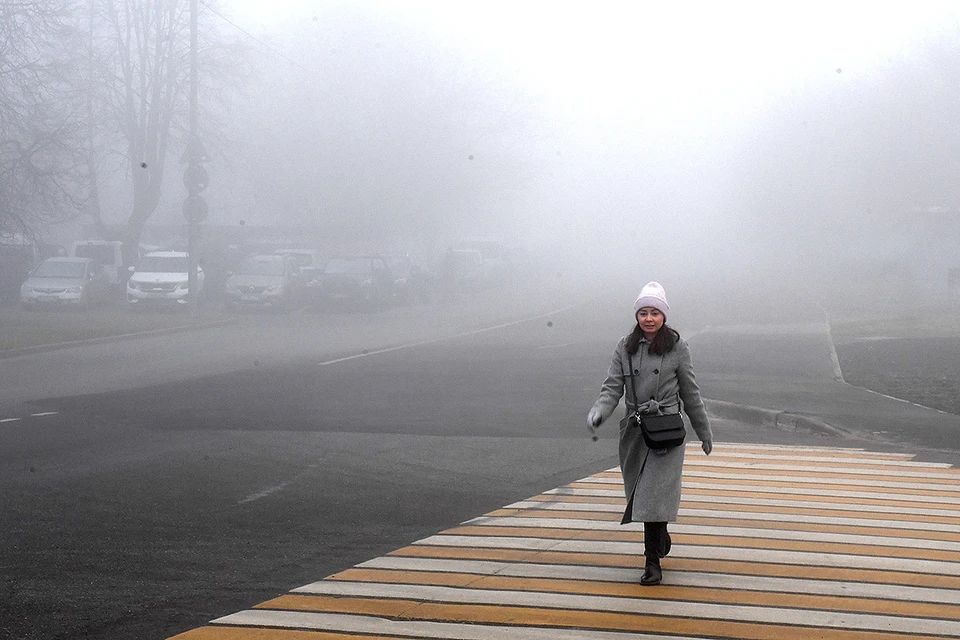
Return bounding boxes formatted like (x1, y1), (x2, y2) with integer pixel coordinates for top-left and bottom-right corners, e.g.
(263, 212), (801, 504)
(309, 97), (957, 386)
(183, 0), (208, 312)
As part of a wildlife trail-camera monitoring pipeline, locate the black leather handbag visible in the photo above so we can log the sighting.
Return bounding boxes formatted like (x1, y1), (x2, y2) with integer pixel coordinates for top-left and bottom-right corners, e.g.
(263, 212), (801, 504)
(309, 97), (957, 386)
(628, 351), (686, 450)
(638, 412), (686, 449)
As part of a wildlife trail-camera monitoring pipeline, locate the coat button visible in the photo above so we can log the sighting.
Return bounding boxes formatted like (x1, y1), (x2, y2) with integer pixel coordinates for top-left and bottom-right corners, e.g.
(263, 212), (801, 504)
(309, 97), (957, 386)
(653, 369), (660, 374)
(634, 369), (639, 374)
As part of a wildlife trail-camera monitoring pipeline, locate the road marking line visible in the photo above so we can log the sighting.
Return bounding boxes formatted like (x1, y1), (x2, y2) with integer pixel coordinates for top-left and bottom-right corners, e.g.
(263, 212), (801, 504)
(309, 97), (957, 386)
(413, 535), (960, 574)
(238, 481), (294, 504)
(0, 417), (21, 423)
(208, 610), (690, 640)
(258, 590), (960, 637)
(552, 485), (960, 504)
(356, 557), (960, 604)
(582, 472), (960, 490)
(509, 496), (960, 518)
(459, 518), (960, 551)
(312, 571), (960, 621)
(29, 411), (58, 417)
(315, 301), (590, 367)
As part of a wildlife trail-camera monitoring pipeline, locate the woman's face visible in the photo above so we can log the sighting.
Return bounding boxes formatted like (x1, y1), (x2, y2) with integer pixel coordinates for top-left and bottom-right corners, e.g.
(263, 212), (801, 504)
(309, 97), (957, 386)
(636, 307), (665, 337)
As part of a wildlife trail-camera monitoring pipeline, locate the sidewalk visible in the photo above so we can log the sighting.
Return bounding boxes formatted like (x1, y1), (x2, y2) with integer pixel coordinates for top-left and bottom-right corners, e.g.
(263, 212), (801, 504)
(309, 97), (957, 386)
(691, 320), (960, 453)
(170, 441), (960, 640)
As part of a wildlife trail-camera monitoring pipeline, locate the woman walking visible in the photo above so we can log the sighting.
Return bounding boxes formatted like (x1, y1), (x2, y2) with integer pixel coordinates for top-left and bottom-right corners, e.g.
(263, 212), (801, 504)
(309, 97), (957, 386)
(587, 281), (712, 585)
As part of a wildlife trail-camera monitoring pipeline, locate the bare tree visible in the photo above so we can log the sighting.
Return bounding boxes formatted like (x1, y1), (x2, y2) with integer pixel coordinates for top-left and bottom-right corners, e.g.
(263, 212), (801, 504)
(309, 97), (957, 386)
(0, 1), (86, 240)
(86, 0), (242, 262)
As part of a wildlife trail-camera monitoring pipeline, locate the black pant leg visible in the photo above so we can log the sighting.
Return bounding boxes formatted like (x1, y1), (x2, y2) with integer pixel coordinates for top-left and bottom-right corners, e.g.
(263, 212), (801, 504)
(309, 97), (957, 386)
(643, 521), (668, 559)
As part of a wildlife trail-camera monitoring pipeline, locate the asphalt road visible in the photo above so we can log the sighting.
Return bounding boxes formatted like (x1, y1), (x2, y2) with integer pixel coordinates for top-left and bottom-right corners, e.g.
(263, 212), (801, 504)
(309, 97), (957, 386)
(2, 280), (957, 639)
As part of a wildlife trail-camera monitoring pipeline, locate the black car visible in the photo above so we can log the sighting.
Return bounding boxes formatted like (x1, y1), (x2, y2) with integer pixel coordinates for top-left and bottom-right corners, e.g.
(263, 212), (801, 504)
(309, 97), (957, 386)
(305, 255), (393, 311)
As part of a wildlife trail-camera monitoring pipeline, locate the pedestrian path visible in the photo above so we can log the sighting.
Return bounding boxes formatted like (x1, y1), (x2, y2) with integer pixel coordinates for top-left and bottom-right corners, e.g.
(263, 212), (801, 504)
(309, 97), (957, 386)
(170, 443), (960, 639)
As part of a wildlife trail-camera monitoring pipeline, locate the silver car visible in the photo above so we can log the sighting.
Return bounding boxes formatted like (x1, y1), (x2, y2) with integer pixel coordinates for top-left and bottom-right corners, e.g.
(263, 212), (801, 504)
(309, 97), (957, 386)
(224, 254), (301, 312)
(20, 257), (109, 309)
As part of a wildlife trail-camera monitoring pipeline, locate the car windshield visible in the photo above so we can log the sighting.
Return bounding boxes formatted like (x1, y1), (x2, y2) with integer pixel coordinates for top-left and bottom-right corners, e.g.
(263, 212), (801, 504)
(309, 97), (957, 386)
(138, 256), (188, 273)
(33, 260), (85, 279)
(74, 244), (115, 264)
(324, 258), (374, 275)
(238, 257), (285, 276)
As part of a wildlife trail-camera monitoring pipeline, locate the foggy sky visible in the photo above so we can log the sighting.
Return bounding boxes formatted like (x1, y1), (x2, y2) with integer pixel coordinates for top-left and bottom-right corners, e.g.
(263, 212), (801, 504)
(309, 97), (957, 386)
(89, 1), (960, 302)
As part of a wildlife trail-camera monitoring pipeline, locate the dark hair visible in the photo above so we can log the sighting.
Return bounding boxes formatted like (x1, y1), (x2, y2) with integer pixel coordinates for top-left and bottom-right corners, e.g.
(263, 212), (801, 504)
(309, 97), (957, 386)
(626, 323), (680, 356)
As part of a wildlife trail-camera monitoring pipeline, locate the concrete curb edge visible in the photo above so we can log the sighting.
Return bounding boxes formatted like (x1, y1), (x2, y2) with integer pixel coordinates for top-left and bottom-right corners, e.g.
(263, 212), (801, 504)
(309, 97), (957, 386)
(703, 397), (852, 439)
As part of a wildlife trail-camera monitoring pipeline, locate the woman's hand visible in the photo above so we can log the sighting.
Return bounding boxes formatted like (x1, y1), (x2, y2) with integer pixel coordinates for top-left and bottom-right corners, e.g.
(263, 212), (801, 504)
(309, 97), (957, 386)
(587, 408), (603, 429)
(701, 439), (713, 455)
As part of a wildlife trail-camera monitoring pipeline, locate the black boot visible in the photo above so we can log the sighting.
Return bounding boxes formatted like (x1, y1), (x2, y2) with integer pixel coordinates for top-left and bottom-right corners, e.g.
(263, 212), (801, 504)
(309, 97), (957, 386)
(664, 530), (672, 557)
(640, 557), (662, 585)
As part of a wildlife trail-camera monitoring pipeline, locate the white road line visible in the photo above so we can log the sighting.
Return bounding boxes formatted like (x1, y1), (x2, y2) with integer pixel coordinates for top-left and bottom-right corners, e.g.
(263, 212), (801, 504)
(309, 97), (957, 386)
(579, 472), (960, 492)
(481, 505), (960, 534)
(681, 462), (960, 479)
(687, 443), (873, 453)
(0, 417), (21, 423)
(684, 453), (949, 467)
(238, 481), (294, 504)
(29, 411), (58, 417)
(289, 581), (960, 636)
(316, 300), (589, 367)
(414, 535), (960, 574)
(213, 610), (692, 640)
(462, 517), (960, 551)
(677, 507), (960, 532)
(357, 556), (960, 604)
(506, 496), (960, 518)
(549, 485), (960, 504)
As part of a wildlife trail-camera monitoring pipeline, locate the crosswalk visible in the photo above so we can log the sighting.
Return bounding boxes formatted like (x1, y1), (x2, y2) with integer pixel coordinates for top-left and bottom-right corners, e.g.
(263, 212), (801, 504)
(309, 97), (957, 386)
(170, 443), (960, 639)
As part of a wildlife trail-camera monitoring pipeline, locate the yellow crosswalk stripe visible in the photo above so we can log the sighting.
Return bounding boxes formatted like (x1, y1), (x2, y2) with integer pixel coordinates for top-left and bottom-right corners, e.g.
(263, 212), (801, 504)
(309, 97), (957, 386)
(169, 443), (960, 640)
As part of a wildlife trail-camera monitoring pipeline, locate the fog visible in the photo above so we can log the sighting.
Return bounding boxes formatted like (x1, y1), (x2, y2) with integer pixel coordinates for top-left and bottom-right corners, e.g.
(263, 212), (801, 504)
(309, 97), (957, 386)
(10, 0), (960, 313)
(198, 1), (958, 308)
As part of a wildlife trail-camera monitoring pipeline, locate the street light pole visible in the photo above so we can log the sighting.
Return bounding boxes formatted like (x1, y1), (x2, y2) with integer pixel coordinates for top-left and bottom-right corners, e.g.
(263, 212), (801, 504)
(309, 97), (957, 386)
(184, 0), (206, 312)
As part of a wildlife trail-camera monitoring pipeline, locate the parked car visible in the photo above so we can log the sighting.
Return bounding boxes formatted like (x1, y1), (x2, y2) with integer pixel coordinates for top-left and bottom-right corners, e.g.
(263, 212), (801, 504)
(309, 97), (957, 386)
(384, 253), (433, 304)
(224, 253), (302, 312)
(71, 240), (127, 290)
(126, 251), (203, 309)
(305, 255), (393, 311)
(274, 248), (322, 270)
(20, 257), (110, 309)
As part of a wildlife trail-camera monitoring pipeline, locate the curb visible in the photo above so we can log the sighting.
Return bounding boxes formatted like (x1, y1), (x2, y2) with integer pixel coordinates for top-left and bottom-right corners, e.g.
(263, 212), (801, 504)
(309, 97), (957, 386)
(0, 317), (234, 359)
(703, 397), (852, 439)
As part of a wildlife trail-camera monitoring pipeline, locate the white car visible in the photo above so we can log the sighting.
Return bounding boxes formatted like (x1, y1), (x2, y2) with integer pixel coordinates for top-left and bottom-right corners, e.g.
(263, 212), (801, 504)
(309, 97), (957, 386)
(126, 251), (203, 309)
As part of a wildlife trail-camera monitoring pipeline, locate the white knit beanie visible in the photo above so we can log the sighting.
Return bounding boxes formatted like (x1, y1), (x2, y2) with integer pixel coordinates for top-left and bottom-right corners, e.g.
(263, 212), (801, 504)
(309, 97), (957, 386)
(633, 281), (669, 317)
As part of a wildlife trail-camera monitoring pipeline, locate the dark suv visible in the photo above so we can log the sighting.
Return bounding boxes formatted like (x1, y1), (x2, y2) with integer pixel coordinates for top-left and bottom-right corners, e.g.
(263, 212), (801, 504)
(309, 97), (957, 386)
(305, 255), (392, 311)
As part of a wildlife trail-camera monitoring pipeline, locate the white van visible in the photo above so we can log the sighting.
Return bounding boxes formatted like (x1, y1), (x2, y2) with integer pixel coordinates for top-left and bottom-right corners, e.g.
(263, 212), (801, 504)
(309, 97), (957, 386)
(71, 240), (125, 288)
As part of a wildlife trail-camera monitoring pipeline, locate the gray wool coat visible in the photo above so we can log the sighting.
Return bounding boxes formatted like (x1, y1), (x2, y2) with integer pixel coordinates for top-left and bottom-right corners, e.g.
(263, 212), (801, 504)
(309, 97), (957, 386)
(590, 334), (712, 524)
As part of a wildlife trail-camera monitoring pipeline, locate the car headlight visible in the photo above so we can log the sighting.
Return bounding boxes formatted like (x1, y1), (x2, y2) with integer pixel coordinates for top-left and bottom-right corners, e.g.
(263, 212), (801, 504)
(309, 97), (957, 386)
(66, 286), (83, 294)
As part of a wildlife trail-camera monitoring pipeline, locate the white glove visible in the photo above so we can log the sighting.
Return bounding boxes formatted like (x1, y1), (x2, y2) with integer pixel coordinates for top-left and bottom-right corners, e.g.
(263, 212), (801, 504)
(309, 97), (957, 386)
(701, 439), (713, 455)
(587, 408), (603, 429)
